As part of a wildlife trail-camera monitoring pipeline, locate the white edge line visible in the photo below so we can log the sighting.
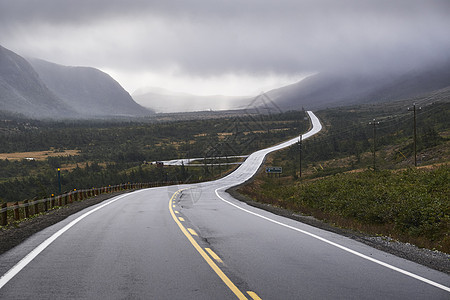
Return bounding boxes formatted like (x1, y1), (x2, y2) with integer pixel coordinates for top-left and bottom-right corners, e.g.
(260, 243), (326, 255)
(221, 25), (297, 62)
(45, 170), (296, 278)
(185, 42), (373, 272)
(0, 189), (147, 290)
(214, 187), (450, 293)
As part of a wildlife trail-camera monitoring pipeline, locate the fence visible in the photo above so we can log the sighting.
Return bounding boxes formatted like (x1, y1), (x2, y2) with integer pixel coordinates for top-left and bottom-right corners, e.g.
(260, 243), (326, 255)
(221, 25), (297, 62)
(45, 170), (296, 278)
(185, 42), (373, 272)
(0, 181), (178, 226)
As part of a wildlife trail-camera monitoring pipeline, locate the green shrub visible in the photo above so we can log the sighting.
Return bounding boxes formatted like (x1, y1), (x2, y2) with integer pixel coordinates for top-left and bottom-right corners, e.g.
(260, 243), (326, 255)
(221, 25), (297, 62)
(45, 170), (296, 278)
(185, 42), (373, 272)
(248, 165), (449, 250)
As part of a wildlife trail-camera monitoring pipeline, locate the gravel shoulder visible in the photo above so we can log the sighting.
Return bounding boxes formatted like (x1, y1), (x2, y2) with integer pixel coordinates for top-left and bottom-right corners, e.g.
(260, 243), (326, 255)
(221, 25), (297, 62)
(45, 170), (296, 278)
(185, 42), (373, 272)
(227, 186), (450, 275)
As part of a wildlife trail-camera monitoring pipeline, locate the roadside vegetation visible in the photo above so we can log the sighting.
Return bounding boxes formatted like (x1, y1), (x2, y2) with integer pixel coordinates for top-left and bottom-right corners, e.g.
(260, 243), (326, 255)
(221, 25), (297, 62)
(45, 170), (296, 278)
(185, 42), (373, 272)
(239, 93), (449, 253)
(240, 166), (449, 252)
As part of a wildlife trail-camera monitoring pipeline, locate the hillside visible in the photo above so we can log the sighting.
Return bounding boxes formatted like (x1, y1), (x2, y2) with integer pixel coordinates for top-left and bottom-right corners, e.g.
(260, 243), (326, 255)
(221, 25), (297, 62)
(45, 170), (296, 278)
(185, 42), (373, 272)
(238, 93), (449, 256)
(0, 45), (75, 118)
(0, 44), (153, 119)
(29, 58), (153, 117)
(267, 60), (450, 111)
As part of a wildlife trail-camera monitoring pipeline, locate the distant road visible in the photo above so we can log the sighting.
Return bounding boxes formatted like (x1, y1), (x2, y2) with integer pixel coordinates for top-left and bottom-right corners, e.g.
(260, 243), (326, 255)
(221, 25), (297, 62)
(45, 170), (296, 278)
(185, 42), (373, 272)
(1, 112), (449, 299)
(153, 155), (249, 166)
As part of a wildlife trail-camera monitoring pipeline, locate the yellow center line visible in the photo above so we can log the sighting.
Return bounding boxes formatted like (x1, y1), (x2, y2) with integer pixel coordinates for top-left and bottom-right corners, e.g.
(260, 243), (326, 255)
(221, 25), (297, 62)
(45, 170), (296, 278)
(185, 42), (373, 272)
(178, 217), (185, 222)
(247, 291), (262, 300)
(169, 189), (247, 300)
(187, 228), (198, 236)
(205, 248), (223, 264)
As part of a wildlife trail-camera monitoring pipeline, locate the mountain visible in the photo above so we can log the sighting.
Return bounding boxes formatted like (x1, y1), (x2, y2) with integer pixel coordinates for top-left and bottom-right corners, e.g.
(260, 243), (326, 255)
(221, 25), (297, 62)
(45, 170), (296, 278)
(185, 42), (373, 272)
(132, 87), (250, 113)
(0, 45), (75, 118)
(28, 58), (153, 117)
(0, 44), (153, 119)
(267, 61), (450, 110)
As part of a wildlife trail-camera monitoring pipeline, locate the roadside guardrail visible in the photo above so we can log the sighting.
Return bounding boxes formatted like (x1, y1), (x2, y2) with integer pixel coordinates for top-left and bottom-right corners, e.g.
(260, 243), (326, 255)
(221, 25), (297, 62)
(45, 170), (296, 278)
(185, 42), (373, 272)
(0, 181), (178, 226)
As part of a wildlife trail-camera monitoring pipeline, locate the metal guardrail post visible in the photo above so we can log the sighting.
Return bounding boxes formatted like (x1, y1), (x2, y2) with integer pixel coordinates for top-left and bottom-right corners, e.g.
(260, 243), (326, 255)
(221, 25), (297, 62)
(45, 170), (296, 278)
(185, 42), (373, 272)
(34, 200), (39, 215)
(24, 200), (30, 218)
(1, 203), (7, 226)
(13, 202), (20, 221)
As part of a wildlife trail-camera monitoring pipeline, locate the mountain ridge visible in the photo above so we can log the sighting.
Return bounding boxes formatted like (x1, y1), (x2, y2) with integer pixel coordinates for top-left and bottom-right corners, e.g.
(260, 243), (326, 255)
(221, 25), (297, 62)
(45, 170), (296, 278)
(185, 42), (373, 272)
(266, 61), (450, 110)
(0, 45), (153, 119)
(28, 58), (153, 117)
(0, 45), (76, 118)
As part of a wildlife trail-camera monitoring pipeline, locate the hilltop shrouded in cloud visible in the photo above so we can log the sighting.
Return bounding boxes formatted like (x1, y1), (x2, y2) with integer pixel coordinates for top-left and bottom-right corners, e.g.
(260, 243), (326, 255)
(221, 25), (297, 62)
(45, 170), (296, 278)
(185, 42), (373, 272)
(1, 0), (450, 98)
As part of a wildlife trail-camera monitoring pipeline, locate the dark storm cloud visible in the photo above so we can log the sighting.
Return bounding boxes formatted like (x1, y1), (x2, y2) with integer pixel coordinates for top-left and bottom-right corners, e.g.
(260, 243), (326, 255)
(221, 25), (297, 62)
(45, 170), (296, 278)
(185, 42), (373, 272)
(1, 0), (450, 83)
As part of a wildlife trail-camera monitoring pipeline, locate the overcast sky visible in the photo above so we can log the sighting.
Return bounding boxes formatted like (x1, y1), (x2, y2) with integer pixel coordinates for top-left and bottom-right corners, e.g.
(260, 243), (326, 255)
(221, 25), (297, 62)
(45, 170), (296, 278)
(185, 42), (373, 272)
(1, 0), (450, 96)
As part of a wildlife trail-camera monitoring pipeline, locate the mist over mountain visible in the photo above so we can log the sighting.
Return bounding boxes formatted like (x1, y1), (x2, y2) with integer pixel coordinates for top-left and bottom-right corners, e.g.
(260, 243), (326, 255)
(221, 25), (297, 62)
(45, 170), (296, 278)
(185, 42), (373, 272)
(2, 40), (449, 119)
(135, 59), (450, 114)
(267, 60), (450, 111)
(0, 44), (153, 119)
(28, 58), (153, 117)
(0, 45), (75, 118)
(132, 87), (250, 113)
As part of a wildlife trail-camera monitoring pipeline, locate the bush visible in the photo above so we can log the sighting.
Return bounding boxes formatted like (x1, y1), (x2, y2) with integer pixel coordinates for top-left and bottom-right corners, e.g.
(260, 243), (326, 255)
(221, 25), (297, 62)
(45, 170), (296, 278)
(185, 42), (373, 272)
(244, 165), (449, 252)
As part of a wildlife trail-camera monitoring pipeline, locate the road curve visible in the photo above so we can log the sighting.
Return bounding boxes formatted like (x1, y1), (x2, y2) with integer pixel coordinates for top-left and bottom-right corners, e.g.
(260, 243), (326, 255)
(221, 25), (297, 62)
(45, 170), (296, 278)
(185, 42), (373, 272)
(1, 111), (449, 299)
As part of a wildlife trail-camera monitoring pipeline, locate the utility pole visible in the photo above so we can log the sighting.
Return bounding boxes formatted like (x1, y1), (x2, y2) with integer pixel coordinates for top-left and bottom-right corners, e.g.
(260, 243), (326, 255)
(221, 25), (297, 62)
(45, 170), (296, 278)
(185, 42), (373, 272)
(408, 103), (421, 167)
(298, 134), (303, 178)
(57, 168), (61, 194)
(369, 119), (380, 170)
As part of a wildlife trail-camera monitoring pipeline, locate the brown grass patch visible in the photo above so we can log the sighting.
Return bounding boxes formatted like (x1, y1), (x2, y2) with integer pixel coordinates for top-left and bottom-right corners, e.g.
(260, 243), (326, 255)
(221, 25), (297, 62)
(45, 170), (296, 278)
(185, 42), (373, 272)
(0, 150), (80, 161)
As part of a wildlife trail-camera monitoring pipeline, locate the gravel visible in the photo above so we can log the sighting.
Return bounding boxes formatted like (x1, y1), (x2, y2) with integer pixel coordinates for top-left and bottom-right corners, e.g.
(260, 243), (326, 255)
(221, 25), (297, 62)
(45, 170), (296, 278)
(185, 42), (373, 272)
(227, 186), (450, 275)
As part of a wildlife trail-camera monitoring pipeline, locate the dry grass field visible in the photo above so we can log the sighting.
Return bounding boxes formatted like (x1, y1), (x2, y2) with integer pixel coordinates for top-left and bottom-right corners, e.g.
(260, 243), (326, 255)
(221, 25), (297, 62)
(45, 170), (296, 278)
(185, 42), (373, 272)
(0, 149), (80, 161)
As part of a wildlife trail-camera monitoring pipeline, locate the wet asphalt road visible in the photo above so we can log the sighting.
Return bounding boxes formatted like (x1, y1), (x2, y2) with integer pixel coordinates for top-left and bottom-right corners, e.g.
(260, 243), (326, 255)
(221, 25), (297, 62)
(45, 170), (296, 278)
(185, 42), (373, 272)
(0, 112), (449, 299)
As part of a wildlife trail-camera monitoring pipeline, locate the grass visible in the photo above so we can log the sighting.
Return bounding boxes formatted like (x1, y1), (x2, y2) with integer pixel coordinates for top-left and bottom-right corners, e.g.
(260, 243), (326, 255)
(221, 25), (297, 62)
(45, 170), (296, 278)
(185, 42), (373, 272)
(239, 165), (449, 253)
(0, 149), (80, 161)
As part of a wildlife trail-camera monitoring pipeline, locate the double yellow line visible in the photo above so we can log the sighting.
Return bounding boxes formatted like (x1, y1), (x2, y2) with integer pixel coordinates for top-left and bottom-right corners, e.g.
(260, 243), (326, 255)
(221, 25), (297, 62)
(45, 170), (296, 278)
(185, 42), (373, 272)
(169, 189), (261, 300)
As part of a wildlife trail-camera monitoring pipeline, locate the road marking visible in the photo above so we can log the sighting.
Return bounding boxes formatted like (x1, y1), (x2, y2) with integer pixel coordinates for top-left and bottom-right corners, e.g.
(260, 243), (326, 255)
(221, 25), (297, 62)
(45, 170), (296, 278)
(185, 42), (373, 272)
(0, 190), (147, 290)
(178, 217), (185, 222)
(215, 187), (450, 293)
(175, 210), (180, 214)
(205, 248), (224, 264)
(169, 190), (247, 299)
(247, 291), (262, 300)
(187, 228), (198, 236)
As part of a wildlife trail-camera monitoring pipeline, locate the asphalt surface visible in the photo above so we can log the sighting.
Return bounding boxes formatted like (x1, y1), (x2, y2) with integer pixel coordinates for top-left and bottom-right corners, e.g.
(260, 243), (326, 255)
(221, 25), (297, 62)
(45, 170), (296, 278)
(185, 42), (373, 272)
(0, 112), (449, 299)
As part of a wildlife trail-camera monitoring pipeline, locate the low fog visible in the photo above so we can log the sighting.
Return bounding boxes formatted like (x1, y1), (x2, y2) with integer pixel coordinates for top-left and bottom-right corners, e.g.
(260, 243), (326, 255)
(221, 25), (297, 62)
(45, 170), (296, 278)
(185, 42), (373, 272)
(1, 0), (449, 96)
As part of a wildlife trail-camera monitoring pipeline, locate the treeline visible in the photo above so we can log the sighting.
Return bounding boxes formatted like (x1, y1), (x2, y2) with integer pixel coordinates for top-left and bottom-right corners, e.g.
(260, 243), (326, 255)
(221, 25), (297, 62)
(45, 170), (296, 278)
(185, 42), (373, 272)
(0, 111), (308, 160)
(0, 110), (309, 202)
